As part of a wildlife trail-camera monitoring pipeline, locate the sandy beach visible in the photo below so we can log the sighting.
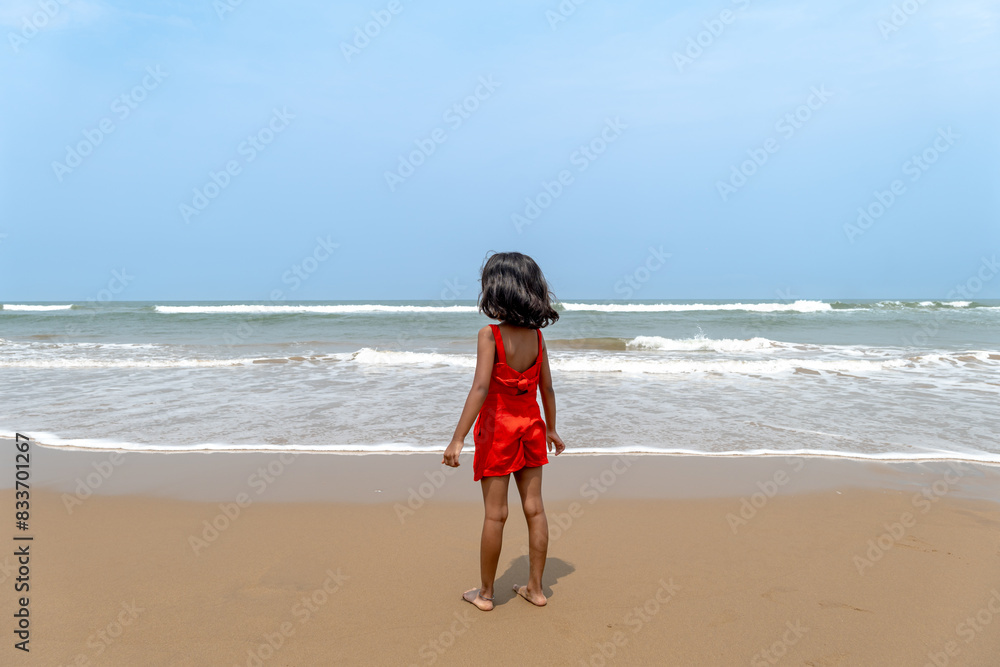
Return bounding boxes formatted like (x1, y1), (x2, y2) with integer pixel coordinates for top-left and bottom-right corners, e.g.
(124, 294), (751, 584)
(1, 441), (998, 665)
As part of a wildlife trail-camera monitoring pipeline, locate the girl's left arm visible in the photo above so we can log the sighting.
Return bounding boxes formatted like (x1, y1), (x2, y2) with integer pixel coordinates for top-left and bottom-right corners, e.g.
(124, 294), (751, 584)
(538, 338), (565, 455)
(442, 326), (496, 467)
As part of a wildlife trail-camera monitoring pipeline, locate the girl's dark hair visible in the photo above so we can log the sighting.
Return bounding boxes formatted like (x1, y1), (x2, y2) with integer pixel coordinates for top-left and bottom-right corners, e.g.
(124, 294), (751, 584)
(478, 252), (559, 328)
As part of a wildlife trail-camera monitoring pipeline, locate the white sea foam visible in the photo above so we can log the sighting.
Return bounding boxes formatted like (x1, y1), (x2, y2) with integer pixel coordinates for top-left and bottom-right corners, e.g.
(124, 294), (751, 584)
(0, 357), (258, 369)
(551, 356), (913, 374)
(879, 300), (973, 309)
(350, 348), (477, 368)
(348, 347), (999, 375)
(560, 300), (833, 313)
(2, 304), (73, 311)
(627, 336), (781, 353)
(3, 339), (995, 374)
(7, 431), (999, 465)
(147, 301), (996, 315)
(914, 351), (996, 365)
(347, 347), (921, 375)
(154, 304), (478, 314)
(917, 301), (972, 308)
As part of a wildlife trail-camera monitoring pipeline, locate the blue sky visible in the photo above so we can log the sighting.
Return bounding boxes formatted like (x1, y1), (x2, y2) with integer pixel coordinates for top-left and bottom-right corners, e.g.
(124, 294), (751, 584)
(1, 0), (997, 301)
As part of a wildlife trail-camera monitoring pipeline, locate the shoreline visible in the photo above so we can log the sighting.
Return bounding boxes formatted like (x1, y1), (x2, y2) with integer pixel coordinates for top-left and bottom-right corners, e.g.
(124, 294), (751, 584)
(4, 438), (999, 505)
(7, 432), (1000, 467)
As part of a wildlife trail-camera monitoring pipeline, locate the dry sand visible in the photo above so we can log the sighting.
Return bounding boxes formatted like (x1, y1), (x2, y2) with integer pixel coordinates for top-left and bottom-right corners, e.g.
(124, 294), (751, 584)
(2, 442), (999, 665)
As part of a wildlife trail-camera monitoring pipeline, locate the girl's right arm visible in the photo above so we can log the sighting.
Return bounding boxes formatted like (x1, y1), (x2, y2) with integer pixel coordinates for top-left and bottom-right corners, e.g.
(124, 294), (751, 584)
(442, 326), (496, 467)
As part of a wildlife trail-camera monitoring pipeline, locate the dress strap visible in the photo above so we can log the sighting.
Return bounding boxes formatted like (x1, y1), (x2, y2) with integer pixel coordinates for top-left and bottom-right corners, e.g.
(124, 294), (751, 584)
(535, 329), (543, 366)
(490, 324), (507, 365)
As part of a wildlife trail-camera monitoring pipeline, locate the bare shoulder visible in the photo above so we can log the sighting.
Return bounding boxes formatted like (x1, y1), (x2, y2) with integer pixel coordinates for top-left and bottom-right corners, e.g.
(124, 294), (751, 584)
(477, 326), (496, 345)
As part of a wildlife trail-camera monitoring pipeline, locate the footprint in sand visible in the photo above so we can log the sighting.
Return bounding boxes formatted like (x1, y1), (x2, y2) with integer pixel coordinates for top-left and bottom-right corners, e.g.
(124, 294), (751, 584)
(760, 586), (798, 601)
(818, 601), (871, 613)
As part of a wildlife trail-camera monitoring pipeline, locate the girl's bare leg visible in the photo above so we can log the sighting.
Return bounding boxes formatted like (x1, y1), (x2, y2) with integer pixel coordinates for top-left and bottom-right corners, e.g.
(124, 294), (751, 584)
(512, 466), (548, 606)
(464, 474), (509, 611)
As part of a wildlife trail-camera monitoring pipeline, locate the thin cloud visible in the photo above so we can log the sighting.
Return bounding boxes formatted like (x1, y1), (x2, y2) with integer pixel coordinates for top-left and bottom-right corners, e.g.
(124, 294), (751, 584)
(0, 0), (106, 29)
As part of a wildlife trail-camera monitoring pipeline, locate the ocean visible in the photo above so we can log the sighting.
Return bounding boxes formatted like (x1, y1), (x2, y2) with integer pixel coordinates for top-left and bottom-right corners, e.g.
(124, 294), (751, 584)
(1, 299), (998, 463)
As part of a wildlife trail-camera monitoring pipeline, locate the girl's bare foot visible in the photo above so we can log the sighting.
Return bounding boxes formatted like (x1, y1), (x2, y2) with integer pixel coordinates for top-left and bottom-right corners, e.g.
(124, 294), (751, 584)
(462, 588), (494, 611)
(513, 584), (547, 606)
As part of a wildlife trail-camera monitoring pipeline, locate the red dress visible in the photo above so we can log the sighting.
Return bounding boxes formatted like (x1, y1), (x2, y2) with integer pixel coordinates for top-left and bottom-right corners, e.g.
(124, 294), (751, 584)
(473, 324), (549, 481)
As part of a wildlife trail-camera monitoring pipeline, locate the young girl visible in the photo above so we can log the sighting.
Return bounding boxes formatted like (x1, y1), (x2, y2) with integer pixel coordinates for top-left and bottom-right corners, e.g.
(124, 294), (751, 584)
(443, 251), (566, 612)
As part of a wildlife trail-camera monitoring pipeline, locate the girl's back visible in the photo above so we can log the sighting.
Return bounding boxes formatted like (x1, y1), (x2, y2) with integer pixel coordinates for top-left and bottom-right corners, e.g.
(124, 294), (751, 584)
(494, 323), (540, 373)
